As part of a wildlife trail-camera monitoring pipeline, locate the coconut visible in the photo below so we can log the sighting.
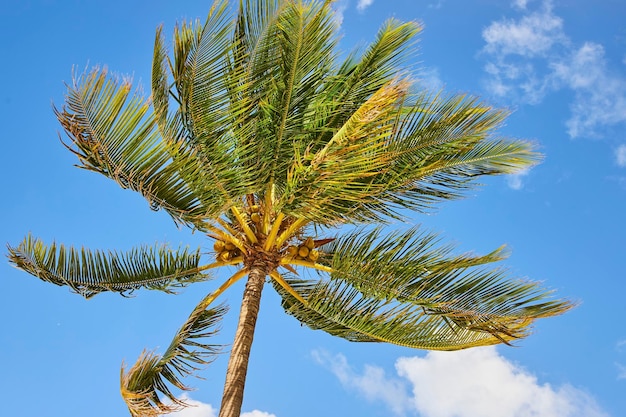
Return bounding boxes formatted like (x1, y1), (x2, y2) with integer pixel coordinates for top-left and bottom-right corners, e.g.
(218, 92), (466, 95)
(224, 242), (236, 251)
(308, 249), (320, 262)
(213, 240), (225, 252)
(304, 237), (315, 249)
(298, 246), (310, 258)
(287, 246), (299, 257)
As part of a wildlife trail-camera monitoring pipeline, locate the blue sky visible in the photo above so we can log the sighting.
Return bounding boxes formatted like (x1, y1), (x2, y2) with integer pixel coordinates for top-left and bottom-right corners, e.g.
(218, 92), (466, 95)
(1, 1), (625, 416)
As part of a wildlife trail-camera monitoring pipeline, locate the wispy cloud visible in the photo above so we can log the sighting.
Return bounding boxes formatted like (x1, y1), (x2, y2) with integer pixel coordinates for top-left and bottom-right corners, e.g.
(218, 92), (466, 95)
(483, 3), (565, 58)
(428, 0), (445, 9)
(506, 168), (530, 190)
(511, 0), (536, 10)
(168, 395), (276, 417)
(357, 0), (374, 12)
(316, 347), (609, 417)
(312, 349), (411, 415)
(331, 0), (349, 26)
(616, 340), (626, 380)
(480, 0), (626, 139)
(417, 66), (444, 92)
(615, 145), (626, 167)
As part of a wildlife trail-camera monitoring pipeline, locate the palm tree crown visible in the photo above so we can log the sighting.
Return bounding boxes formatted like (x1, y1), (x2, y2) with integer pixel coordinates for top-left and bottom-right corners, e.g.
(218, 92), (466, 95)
(8, 1), (573, 417)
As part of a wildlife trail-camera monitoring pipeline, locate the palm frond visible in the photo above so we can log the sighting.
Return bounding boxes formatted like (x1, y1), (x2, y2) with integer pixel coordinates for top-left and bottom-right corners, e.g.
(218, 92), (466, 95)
(376, 93), (541, 213)
(7, 234), (209, 298)
(313, 18), (421, 146)
(264, 0), (338, 185)
(274, 270), (571, 350)
(55, 67), (222, 227)
(121, 302), (227, 417)
(173, 1), (235, 149)
(279, 80), (409, 224)
(313, 227), (574, 345)
(151, 24), (170, 131)
(161, 3), (270, 204)
(272, 277), (380, 342)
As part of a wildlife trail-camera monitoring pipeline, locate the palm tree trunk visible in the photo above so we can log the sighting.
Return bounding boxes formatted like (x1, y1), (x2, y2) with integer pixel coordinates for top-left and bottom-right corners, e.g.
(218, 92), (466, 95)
(218, 267), (266, 417)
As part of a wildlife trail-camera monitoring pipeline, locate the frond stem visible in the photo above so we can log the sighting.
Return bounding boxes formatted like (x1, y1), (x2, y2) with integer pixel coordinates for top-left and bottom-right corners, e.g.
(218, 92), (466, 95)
(197, 268), (249, 311)
(274, 217), (309, 248)
(282, 258), (333, 274)
(230, 206), (258, 244)
(213, 218), (247, 253)
(263, 212), (285, 251)
(269, 270), (308, 306)
(262, 183), (275, 235)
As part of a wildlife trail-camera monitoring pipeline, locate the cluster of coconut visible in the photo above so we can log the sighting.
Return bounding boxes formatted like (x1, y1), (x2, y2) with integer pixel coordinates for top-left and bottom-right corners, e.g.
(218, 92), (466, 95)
(285, 237), (320, 262)
(213, 240), (240, 262)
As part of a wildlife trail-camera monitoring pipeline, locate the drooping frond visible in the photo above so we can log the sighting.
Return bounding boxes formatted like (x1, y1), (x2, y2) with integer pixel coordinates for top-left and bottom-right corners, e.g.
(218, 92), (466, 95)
(7, 234), (209, 298)
(121, 303), (227, 417)
(272, 277), (380, 342)
(273, 227), (573, 349)
(274, 264), (572, 350)
(55, 68), (222, 227)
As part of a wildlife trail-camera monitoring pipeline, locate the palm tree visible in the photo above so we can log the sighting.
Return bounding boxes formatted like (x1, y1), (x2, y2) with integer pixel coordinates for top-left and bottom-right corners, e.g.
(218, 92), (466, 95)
(7, 1), (573, 416)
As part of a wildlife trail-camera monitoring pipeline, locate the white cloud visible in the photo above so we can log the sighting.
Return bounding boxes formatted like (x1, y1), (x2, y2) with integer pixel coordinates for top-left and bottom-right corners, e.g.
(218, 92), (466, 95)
(312, 349), (411, 415)
(512, 0), (529, 9)
(169, 395), (217, 417)
(482, 3), (565, 58)
(481, 0), (626, 138)
(357, 0), (374, 12)
(418, 67), (444, 92)
(167, 395), (275, 417)
(615, 145), (626, 167)
(428, 0), (445, 9)
(506, 168), (530, 190)
(556, 43), (626, 138)
(331, 0), (349, 26)
(241, 411), (277, 417)
(617, 362), (626, 380)
(317, 347), (609, 417)
(511, 0), (540, 10)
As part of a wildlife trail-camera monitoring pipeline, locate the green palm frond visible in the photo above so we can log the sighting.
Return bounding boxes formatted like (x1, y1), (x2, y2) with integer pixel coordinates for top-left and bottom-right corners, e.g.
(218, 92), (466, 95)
(280, 87), (539, 225)
(121, 302), (227, 417)
(164, 7), (261, 209)
(7, 234), (209, 298)
(55, 68), (221, 227)
(263, 0), (338, 185)
(171, 2), (235, 150)
(272, 277), (380, 342)
(279, 80), (409, 224)
(274, 269), (571, 350)
(274, 275), (509, 349)
(273, 226), (573, 350)
(377, 93), (540, 212)
(324, 228), (571, 320)
(313, 18), (421, 145)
